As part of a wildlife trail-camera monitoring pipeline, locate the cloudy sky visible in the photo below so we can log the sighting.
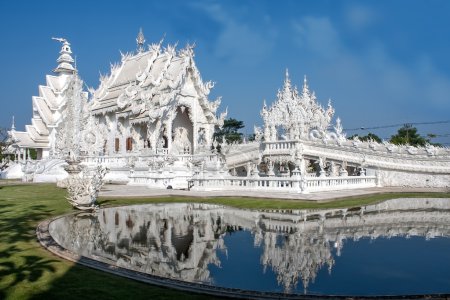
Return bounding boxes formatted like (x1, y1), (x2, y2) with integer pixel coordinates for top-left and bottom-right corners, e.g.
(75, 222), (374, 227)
(1, 0), (449, 144)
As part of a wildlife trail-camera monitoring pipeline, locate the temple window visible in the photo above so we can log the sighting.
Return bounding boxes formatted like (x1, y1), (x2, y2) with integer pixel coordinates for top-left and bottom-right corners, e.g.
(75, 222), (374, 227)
(126, 137), (133, 151)
(115, 138), (120, 152)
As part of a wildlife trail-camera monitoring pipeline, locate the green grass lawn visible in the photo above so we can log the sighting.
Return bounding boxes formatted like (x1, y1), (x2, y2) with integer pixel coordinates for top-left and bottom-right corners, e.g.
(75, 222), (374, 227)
(0, 183), (448, 299)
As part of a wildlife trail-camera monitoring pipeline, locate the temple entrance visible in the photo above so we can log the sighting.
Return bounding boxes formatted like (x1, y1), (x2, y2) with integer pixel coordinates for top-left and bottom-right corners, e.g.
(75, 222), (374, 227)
(171, 106), (193, 154)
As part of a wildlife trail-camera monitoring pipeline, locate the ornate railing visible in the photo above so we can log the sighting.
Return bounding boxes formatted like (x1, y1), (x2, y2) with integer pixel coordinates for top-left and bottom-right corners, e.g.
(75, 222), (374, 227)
(190, 175), (377, 193)
(225, 139), (450, 174)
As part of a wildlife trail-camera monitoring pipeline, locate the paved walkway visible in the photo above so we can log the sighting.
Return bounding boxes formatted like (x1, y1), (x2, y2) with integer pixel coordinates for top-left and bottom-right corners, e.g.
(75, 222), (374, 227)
(1, 179), (446, 201)
(99, 185), (449, 201)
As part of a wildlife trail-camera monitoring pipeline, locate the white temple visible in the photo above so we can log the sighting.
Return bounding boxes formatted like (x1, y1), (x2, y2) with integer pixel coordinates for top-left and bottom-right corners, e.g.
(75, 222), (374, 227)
(2, 31), (450, 191)
(9, 38), (79, 159)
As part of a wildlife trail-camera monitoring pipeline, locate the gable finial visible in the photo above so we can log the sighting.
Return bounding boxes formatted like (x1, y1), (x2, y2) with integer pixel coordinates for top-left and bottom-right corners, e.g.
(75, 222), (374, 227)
(52, 37), (76, 74)
(136, 28), (146, 53)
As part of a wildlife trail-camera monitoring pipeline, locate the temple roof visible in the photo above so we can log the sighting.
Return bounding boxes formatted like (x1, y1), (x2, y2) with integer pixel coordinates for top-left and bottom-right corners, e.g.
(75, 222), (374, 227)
(10, 130), (49, 148)
(261, 70), (335, 134)
(52, 38), (76, 75)
(11, 38), (79, 152)
(31, 118), (50, 135)
(90, 41), (216, 119)
(33, 96), (55, 125)
(46, 74), (66, 92)
(25, 125), (48, 143)
(38, 85), (59, 110)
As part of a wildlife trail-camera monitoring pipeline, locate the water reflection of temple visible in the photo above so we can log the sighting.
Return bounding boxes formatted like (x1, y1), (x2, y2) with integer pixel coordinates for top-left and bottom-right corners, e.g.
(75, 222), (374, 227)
(49, 198), (450, 292)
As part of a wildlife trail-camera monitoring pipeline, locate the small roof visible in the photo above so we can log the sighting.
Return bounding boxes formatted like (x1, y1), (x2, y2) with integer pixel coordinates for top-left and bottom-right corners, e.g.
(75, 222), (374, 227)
(39, 85), (59, 110)
(46, 75), (64, 92)
(10, 130), (49, 148)
(25, 125), (49, 143)
(33, 96), (54, 125)
(31, 118), (50, 135)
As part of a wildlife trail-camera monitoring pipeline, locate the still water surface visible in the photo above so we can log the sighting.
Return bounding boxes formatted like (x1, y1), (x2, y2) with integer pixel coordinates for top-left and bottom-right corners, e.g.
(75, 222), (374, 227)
(49, 198), (450, 296)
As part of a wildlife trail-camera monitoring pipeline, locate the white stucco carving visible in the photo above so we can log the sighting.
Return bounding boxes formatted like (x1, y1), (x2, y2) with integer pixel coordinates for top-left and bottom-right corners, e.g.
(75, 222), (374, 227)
(66, 165), (108, 210)
(4, 32), (450, 191)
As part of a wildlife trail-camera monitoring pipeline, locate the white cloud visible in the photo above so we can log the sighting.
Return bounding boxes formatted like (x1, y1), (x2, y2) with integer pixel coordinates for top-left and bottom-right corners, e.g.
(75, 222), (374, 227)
(345, 4), (377, 32)
(292, 17), (342, 59)
(191, 2), (275, 65)
(289, 15), (450, 133)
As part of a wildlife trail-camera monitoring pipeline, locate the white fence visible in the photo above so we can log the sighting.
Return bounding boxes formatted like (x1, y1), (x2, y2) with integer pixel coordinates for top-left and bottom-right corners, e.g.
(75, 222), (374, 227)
(190, 175), (377, 193)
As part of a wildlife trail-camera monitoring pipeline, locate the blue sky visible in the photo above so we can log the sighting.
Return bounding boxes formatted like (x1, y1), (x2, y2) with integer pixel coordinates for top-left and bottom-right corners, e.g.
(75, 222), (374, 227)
(1, 0), (450, 144)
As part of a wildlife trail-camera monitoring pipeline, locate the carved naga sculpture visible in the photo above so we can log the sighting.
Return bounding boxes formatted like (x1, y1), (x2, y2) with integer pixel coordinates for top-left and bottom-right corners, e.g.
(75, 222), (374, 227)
(66, 165), (108, 210)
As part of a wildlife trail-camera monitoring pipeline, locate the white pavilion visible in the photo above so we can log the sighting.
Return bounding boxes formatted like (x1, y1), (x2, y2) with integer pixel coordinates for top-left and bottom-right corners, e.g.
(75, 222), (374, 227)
(3, 30), (450, 191)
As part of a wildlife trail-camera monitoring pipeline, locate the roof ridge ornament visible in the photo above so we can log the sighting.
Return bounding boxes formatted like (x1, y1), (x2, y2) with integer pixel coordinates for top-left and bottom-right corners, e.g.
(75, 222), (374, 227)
(282, 68), (292, 94)
(136, 28), (146, 53)
(52, 37), (76, 75)
(302, 74), (309, 96)
(285, 68), (290, 85)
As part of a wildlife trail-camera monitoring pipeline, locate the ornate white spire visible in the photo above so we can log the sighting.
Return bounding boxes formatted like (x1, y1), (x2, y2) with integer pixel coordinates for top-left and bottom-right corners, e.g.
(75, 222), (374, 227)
(52, 37), (76, 75)
(303, 75), (308, 89)
(11, 116), (15, 131)
(136, 28), (146, 53)
(284, 68), (291, 87)
(302, 75), (310, 97)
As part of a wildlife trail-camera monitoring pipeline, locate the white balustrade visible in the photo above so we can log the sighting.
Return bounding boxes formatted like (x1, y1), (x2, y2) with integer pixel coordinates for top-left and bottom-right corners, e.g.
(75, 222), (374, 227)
(190, 175), (376, 193)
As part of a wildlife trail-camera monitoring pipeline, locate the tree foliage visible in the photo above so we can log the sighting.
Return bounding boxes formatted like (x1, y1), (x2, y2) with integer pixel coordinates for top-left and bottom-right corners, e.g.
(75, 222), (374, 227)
(214, 118), (245, 144)
(389, 124), (430, 146)
(0, 127), (12, 169)
(349, 132), (382, 143)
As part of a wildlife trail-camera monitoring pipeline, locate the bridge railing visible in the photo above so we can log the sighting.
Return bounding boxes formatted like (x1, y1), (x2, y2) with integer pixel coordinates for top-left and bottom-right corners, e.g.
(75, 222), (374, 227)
(190, 175), (377, 193)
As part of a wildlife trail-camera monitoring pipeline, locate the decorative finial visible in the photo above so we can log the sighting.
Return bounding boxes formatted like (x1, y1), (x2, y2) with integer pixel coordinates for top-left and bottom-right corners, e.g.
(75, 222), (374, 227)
(284, 68), (291, 88)
(11, 116), (15, 131)
(302, 74), (309, 95)
(136, 28), (146, 53)
(52, 37), (76, 74)
(52, 37), (68, 44)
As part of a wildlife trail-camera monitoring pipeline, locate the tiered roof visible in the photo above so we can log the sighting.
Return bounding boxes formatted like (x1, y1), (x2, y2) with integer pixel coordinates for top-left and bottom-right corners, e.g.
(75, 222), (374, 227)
(261, 70), (335, 136)
(10, 39), (76, 151)
(90, 35), (221, 125)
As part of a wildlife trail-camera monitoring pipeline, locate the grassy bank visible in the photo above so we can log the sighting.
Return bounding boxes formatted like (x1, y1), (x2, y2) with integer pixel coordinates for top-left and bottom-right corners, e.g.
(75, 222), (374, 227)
(0, 183), (448, 299)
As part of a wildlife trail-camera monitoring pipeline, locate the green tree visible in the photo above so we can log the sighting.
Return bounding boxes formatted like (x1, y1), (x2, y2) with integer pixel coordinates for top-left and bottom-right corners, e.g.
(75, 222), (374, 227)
(29, 148), (37, 160)
(213, 118), (245, 145)
(349, 132), (382, 143)
(0, 127), (13, 169)
(247, 133), (256, 142)
(389, 124), (430, 146)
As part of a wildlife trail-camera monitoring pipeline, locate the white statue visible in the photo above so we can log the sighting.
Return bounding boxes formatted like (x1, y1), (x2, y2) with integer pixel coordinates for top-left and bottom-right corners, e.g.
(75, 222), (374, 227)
(66, 165), (108, 210)
(172, 127), (191, 154)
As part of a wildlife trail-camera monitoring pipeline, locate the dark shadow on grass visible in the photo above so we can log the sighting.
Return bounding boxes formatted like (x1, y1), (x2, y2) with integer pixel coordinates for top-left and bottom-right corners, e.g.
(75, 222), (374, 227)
(0, 186), (218, 300)
(4, 185), (449, 299)
(0, 201), (58, 297)
(1, 205), (53, 244)
(30, 263), (222, 300)
(0, 255), (58, 289)
(96, 199), (117, 206)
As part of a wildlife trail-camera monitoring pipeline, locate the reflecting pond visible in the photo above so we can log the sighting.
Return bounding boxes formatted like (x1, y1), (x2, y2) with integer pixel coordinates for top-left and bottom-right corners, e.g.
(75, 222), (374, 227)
(49, 198), (450, 296)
